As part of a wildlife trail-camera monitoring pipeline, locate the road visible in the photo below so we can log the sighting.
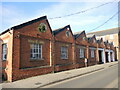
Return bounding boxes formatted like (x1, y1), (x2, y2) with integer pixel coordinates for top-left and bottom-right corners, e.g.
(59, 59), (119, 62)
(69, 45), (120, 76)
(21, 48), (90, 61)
(42, 64), (118, 88)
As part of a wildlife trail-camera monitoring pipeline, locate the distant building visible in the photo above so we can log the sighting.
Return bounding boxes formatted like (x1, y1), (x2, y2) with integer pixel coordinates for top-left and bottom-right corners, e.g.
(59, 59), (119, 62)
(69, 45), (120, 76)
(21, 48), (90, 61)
(87, 27), (120, 60)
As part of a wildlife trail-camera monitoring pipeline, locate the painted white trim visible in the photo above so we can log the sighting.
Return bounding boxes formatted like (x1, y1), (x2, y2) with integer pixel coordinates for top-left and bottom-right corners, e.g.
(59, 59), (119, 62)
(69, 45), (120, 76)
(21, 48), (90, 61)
(105, 49), (109, 52)
(98, 48), (105, 63)
(98, 48), (104, 50)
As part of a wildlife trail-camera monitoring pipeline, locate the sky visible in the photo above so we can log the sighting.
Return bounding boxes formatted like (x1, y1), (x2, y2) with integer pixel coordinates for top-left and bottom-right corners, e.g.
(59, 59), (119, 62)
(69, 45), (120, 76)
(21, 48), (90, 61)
(0, 0), (119, 33)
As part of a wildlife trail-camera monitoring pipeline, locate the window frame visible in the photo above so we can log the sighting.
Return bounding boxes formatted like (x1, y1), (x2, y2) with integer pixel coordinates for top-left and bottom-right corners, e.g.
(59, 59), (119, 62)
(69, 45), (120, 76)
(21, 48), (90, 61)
(66, 31), (70, 37)
(79, 48), (85, 58)
(61, 46), (68, 59)
(30, 43), (42, 60)
(91, 49), (95, 58)
(2, 43), (7, 61)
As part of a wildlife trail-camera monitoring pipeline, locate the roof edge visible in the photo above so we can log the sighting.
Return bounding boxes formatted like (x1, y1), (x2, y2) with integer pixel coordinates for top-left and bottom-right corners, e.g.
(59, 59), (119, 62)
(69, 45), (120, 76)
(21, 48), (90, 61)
(0, 16), (47, 35)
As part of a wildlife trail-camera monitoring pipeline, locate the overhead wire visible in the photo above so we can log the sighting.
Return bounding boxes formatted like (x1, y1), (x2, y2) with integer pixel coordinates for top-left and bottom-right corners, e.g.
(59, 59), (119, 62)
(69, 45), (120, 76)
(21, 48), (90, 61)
(48, 0), (117, 19)
(88, 10), (119, 32)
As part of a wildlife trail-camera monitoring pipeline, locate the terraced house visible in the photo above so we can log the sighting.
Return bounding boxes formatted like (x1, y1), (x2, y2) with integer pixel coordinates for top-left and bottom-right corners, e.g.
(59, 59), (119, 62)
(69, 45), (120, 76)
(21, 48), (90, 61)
(87, 35), (98, 66)
(0, 16), (116, 82)
(53, 25), (75, 72)
(0, 16), (54, 82)
(74, 31), (88, 68)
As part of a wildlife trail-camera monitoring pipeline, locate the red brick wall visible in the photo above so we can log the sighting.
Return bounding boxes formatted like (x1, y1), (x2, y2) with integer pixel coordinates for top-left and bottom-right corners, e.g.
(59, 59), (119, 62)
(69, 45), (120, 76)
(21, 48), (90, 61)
(19, 35), (51, 68)
(105, 44), (110, 49)
(75, 32), (88, 46)
(11, 18), (53, 81)
(110, 45), (115, 51)
(13, 66), (53, 81)
(54, 28), (74, 43)
(54, 42), (74, 65)
(75, 45), (87, 68)
(98, 39), (105, 48)
(75, 32), (88, 68)
(54, 27), (75, 71)
(88, 48), (97, 66)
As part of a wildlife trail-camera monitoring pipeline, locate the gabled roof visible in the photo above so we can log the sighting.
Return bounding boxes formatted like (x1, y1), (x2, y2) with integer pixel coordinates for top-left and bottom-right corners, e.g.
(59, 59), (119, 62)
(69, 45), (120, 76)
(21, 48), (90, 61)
(96, 39), (100, 43)
(96, 38), (103, 43)
(0, 16), (49, 35)
(73, 30), (85, 39)
(86, 34), (96, 42)
(86, 34), (95, 40)
(104, 40), (110, 45)
(52, 25), (73, 36)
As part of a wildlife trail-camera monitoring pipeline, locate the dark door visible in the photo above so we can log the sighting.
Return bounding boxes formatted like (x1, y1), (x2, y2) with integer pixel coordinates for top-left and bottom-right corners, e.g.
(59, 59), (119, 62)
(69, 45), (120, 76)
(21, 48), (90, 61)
(99, 50), (103, 64)
(105, 52), (109, 63)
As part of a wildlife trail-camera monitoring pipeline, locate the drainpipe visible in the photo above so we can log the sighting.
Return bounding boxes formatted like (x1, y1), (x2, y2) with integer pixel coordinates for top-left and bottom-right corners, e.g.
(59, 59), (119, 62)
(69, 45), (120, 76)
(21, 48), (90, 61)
(86, 46), (89, 66)
(72, 43), (76, 69)
(96, 44), (99, 64)
(52, 35), (55, 73)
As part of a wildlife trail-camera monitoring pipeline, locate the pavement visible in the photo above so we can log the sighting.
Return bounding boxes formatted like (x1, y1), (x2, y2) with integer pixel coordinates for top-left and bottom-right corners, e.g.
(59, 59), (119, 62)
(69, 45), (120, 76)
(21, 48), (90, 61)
(1, 61), (118, 88)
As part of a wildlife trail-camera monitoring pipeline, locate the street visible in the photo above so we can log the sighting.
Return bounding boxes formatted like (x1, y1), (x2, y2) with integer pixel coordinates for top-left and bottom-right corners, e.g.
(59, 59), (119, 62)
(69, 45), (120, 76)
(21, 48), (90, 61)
(42, 64), (118, 88)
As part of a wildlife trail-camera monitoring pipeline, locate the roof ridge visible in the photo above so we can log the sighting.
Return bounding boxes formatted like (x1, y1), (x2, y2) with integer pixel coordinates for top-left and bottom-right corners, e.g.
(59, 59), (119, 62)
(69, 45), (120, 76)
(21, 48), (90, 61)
(53, 25), (70, 31)
(88, 27), (119, 34)
(0, 16), (47, 35)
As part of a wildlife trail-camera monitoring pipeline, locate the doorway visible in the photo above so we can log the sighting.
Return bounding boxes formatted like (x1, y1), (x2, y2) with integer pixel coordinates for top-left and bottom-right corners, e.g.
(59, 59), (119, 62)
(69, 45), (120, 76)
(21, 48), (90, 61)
(98, 50), (103, 64)
(105, 52), (109, 63)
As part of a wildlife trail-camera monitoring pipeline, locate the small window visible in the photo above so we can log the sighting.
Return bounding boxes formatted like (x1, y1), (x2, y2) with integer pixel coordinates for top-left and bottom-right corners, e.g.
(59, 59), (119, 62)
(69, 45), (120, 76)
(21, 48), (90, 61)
(66, 31), (70, 37)
(79, 48), (84, 58)
(61, 46), (68, 59)
(110, 35), (113, 39)
(2, 44), (7, 60)
(91, 49), (94, 58)
(30, 43), (42, 60)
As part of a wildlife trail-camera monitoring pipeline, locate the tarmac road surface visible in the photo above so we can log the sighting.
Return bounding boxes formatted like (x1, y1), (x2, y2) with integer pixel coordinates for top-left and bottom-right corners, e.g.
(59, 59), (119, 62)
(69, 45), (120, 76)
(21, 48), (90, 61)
(42, 64), (118, 88)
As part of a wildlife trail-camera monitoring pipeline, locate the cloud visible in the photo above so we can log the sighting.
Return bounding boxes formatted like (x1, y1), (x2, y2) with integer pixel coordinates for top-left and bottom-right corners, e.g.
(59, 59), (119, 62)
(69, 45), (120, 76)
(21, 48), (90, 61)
(38, 2), (117, 32)
(0, 1), (118, 33)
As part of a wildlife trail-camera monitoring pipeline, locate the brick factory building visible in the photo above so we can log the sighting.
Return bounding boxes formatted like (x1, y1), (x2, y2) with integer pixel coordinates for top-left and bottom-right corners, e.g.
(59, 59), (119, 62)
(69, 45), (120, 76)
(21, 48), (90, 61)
(0, 16), (116, 82)
(87, 27), (120, 61)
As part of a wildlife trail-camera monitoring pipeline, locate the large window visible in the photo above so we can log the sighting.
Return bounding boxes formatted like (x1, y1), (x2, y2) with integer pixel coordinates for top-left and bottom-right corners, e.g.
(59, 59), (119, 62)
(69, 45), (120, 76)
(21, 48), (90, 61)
(79, 48), (84, 58)
(91, 49), (94, 58)
(61, 46), (68, 59)
(2, 44), (7, 60)
(30, 43), (42, 60)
